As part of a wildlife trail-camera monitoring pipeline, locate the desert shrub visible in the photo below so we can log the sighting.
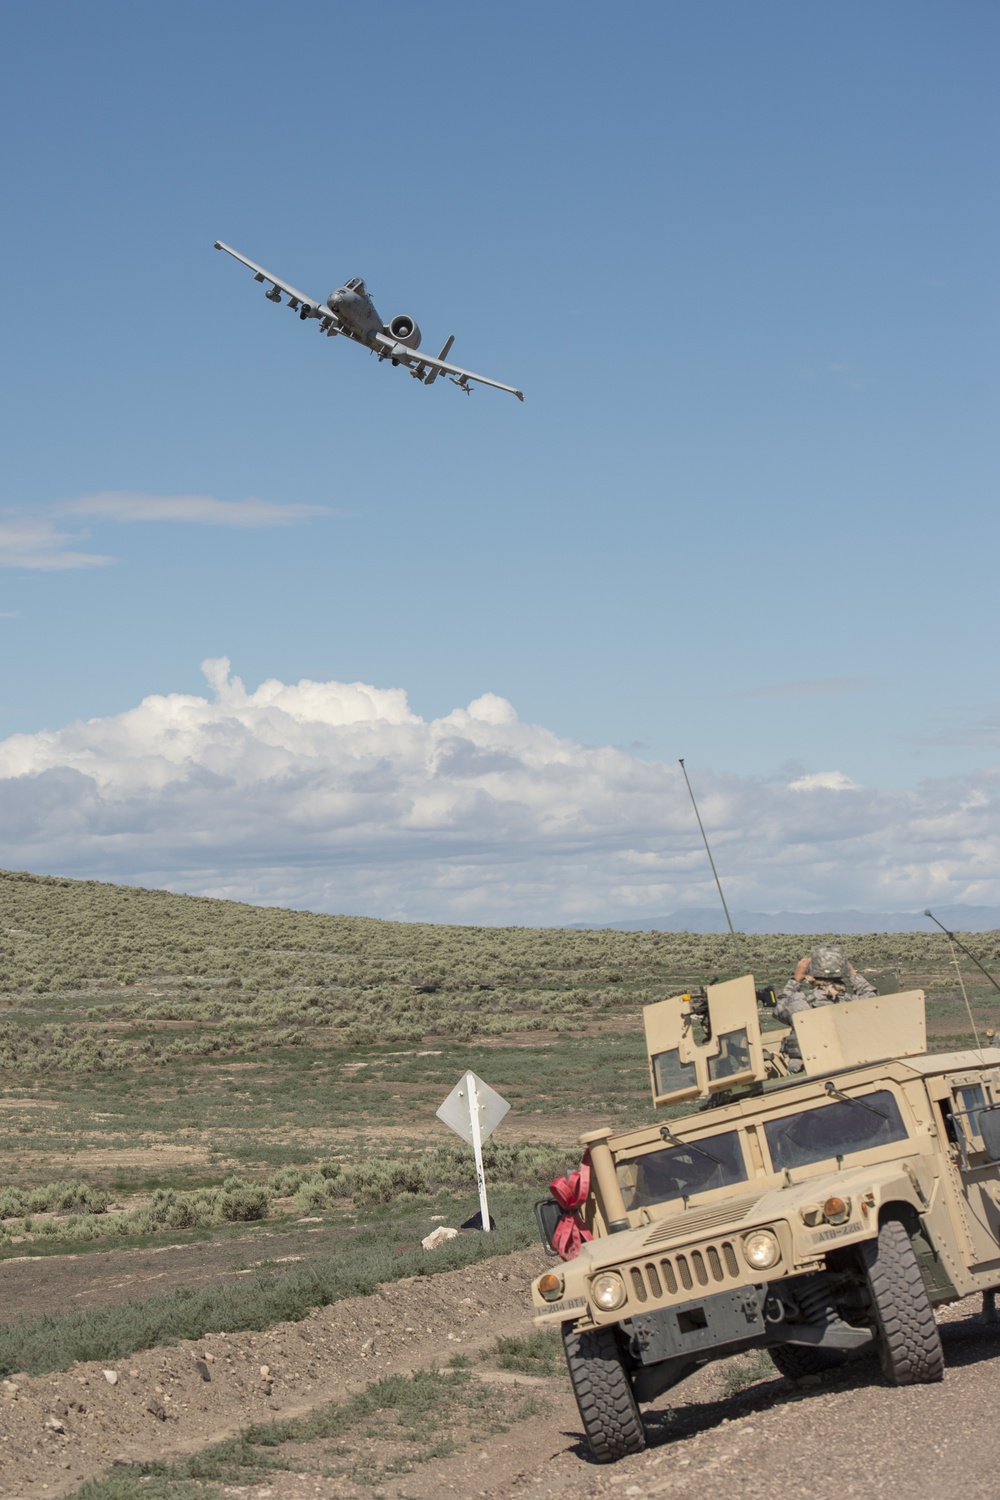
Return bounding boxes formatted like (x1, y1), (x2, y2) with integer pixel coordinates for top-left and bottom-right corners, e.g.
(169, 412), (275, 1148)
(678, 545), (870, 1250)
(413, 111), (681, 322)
(0, 1180), (112, 1219)
(126, 1208), (157, 1235)
(489, 1328), (563, 1375)
(420, 1140), (564, 1192)
(167, 1197), (217, 1229)
(0, 1143), (561, 1245)
(0, 1189), (22, 1219)
(31, 1217), (63, 1237)
(350, 1158), (428, 1205)
(292, 1178), (339, 1213)
(219, 1176), (272, 1222)
(269, 1166), (313, 1198)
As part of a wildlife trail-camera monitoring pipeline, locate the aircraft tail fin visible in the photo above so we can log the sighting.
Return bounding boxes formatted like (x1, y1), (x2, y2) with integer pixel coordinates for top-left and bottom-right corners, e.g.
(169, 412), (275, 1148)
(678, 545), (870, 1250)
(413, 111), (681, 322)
(423, 336), (455, 385)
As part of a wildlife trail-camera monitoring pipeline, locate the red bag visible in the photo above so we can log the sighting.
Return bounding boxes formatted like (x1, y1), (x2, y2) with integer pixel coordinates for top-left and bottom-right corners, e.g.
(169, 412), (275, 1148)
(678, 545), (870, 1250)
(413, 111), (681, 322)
(549, 1150), (593, 1260)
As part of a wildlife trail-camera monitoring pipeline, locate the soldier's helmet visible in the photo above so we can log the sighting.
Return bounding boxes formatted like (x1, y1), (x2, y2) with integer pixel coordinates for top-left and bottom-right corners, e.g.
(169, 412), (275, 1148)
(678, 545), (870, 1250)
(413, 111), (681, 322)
(809, 944), (848, 981)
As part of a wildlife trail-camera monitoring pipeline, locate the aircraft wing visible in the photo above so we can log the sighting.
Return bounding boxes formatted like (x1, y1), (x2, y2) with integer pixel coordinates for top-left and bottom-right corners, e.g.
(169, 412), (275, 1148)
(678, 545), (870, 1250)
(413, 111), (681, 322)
(213, 240), (333, 321)
(372, 330), (524, 401)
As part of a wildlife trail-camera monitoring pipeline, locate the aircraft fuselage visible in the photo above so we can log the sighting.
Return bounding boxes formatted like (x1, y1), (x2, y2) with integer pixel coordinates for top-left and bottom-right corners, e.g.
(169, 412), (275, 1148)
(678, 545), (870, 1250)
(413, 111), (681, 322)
(326, 284), (383, 342)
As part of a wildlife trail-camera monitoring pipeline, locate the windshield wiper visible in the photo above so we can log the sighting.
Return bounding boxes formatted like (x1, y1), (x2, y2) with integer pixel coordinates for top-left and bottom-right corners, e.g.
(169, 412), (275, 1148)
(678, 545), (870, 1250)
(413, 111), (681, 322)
(659, 1125), (724, 1164)
(824, 1081), (889, 1118)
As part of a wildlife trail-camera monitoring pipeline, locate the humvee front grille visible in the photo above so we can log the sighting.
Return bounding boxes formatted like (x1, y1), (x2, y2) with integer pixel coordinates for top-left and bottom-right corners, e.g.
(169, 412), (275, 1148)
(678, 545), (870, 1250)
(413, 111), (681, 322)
(642, 1195), (764, 1248)
(627, 1235), (743, 1305)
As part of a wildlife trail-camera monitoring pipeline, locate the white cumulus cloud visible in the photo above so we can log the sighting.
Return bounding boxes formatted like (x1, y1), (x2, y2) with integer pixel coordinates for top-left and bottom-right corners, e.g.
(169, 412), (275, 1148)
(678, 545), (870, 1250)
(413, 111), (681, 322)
(788, 771), (860, 792)
(2, 661), (1000, 923)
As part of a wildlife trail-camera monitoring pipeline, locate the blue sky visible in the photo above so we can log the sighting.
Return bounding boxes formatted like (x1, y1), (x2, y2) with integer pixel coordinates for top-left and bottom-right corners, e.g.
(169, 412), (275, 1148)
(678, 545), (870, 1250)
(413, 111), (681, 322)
(1, 3), (997, 920)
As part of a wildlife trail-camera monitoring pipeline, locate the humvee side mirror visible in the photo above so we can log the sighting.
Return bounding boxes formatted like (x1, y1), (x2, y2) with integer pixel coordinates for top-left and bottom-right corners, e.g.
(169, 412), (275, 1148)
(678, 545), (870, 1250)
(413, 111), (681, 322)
(979, 1106), (1000, 1163)
(534, 1197), (564, 1254)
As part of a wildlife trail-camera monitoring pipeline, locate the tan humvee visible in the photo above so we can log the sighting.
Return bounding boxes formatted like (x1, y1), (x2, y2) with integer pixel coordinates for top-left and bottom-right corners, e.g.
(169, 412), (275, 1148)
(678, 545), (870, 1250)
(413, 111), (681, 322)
(531, 977), (1000, 1463)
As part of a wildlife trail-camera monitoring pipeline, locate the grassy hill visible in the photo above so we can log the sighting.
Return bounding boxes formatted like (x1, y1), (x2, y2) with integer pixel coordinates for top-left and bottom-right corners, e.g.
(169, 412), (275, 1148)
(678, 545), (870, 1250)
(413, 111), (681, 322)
(1, 864), (998, 1080)
(0, 865), (996, 1188)
(0, 867), (998, 1380)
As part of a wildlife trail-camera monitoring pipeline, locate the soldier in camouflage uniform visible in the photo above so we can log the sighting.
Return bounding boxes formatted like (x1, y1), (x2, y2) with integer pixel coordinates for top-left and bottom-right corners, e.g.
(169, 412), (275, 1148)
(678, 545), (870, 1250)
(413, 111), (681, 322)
(776, 945), (877, 1072)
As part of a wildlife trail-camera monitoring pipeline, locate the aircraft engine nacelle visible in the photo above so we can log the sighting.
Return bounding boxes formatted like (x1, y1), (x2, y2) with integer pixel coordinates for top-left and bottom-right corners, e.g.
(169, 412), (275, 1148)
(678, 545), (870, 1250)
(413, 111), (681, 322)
(387, 314), (421, 350)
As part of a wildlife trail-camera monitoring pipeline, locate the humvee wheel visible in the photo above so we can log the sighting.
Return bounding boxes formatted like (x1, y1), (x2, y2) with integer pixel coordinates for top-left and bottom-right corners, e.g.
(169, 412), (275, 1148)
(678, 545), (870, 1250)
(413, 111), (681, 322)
(862, 1217), (944, 1385)
(768, 1343), (847, 1380)
(563, 1324), (646, 1463)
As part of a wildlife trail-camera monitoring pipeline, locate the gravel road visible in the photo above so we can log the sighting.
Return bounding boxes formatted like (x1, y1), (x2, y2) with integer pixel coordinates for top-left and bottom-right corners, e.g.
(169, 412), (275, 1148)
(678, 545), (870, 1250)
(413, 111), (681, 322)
(2, 1252), (999, 1499)
(543, 1298), (1000, 1500)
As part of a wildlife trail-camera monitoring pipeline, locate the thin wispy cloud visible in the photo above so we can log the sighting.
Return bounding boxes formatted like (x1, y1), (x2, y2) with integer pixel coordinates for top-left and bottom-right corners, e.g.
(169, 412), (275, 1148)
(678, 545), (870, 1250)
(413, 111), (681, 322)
(0, 519), (113, 572)
(792, 363), (876, 391)
(915, 704), (1000, 749)
(0, 661), (997, 923)
(737, 677), (878, 700)
(60, 493), (334, 527)
(0, 493), (336, 571)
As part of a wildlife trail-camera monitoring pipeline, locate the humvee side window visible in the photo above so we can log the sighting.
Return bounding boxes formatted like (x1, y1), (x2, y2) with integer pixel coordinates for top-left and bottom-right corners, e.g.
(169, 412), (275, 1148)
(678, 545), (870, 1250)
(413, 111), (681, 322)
(616, 1130), (748, 1210)
(954, 1084), (987, 1148)
(764, 1090), (908, 1172)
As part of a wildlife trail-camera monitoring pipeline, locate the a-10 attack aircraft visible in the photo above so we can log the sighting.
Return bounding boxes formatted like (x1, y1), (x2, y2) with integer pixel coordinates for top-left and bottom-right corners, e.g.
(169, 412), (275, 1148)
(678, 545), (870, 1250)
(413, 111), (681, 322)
(213, 241), (524, 402)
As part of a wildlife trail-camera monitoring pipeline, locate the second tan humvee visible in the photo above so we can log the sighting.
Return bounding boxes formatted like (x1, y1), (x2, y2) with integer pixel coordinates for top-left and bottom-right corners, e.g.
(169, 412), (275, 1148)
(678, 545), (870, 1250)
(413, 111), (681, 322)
(531, 977), (1000, 1462)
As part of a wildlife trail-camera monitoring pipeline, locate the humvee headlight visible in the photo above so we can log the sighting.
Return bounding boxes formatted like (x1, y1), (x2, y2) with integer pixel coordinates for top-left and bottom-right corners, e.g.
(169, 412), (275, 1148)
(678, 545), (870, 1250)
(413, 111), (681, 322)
(591, 1272), (627, 1311)
(742, 1229), (780, 1270)
(538, 1272), (564, 1302)
(823, 1196), (850, 1225)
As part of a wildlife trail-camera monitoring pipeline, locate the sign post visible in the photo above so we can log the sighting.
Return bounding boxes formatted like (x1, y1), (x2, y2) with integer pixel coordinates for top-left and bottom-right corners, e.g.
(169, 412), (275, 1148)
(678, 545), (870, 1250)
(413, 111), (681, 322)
(436, 1071), (510, 1233)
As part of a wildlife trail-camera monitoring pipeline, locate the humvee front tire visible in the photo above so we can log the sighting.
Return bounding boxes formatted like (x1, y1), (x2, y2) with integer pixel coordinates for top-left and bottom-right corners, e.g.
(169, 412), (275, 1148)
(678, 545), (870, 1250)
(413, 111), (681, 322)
(563, 1324), (646, 1463)
(862, 1217), (944, 1385)
(768, 1343), (847, 1380)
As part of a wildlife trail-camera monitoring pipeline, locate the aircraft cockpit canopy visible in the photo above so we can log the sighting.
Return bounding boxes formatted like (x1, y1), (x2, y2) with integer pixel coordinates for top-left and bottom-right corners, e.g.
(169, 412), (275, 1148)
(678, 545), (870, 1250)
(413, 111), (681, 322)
(344, 278), (368, 295)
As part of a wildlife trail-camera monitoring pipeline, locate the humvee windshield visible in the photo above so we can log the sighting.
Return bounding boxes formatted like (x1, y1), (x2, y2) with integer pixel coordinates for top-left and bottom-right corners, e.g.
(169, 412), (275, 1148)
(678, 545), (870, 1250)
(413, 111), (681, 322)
(764, 1089), (908, 1172)
(617, 1130), (748, 1210)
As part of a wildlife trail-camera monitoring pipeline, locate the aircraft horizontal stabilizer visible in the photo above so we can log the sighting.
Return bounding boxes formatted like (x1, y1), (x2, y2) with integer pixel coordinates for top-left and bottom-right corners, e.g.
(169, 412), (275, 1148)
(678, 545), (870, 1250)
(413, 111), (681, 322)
(424, 336), (455, 386)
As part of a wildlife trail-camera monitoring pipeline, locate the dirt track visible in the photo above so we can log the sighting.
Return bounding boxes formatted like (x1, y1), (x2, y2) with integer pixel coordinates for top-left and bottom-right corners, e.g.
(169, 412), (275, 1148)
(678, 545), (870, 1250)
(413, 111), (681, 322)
(1, 1251), (999, 1499)
(0, 1222), (356, 1325)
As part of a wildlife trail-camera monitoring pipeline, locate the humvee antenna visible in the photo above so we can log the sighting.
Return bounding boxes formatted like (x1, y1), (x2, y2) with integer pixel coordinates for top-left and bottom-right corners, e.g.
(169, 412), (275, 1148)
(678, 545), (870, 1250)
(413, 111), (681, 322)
(678, 759), (744, 965)
(924, 909), (989, 1055)
(923, 910), (1000, 997)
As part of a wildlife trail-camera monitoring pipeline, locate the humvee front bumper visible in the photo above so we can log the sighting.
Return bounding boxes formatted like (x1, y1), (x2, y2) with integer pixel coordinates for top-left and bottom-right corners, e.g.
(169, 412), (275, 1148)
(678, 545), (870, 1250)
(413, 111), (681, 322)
(624, 1281), (871, 1403)
(629, 1281), (869, 1366)
(630, 1283), (766, 1364)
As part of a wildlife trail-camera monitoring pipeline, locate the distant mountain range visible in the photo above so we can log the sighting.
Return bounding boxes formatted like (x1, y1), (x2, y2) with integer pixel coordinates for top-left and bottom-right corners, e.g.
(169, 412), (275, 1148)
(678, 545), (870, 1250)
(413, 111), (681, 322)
(570, 905), (1000, 935)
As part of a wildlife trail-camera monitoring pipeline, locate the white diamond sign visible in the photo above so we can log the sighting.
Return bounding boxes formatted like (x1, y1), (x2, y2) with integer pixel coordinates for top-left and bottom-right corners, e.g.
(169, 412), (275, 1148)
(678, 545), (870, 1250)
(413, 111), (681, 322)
(436, 1072), (510, 1147)
(436, 1071), (510, 1233)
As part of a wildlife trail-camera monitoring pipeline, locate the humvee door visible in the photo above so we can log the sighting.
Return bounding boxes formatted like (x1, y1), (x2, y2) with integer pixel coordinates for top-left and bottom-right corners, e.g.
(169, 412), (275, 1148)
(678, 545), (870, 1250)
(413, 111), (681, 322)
(930, 1070), (1000, 1273)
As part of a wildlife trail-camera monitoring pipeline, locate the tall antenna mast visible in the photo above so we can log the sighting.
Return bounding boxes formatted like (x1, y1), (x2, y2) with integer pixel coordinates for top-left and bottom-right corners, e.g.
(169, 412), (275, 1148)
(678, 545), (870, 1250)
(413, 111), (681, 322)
(678, 758), (743, 965)
(923, 910), (1000, 997)
(924, 909), (1000, 1060)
